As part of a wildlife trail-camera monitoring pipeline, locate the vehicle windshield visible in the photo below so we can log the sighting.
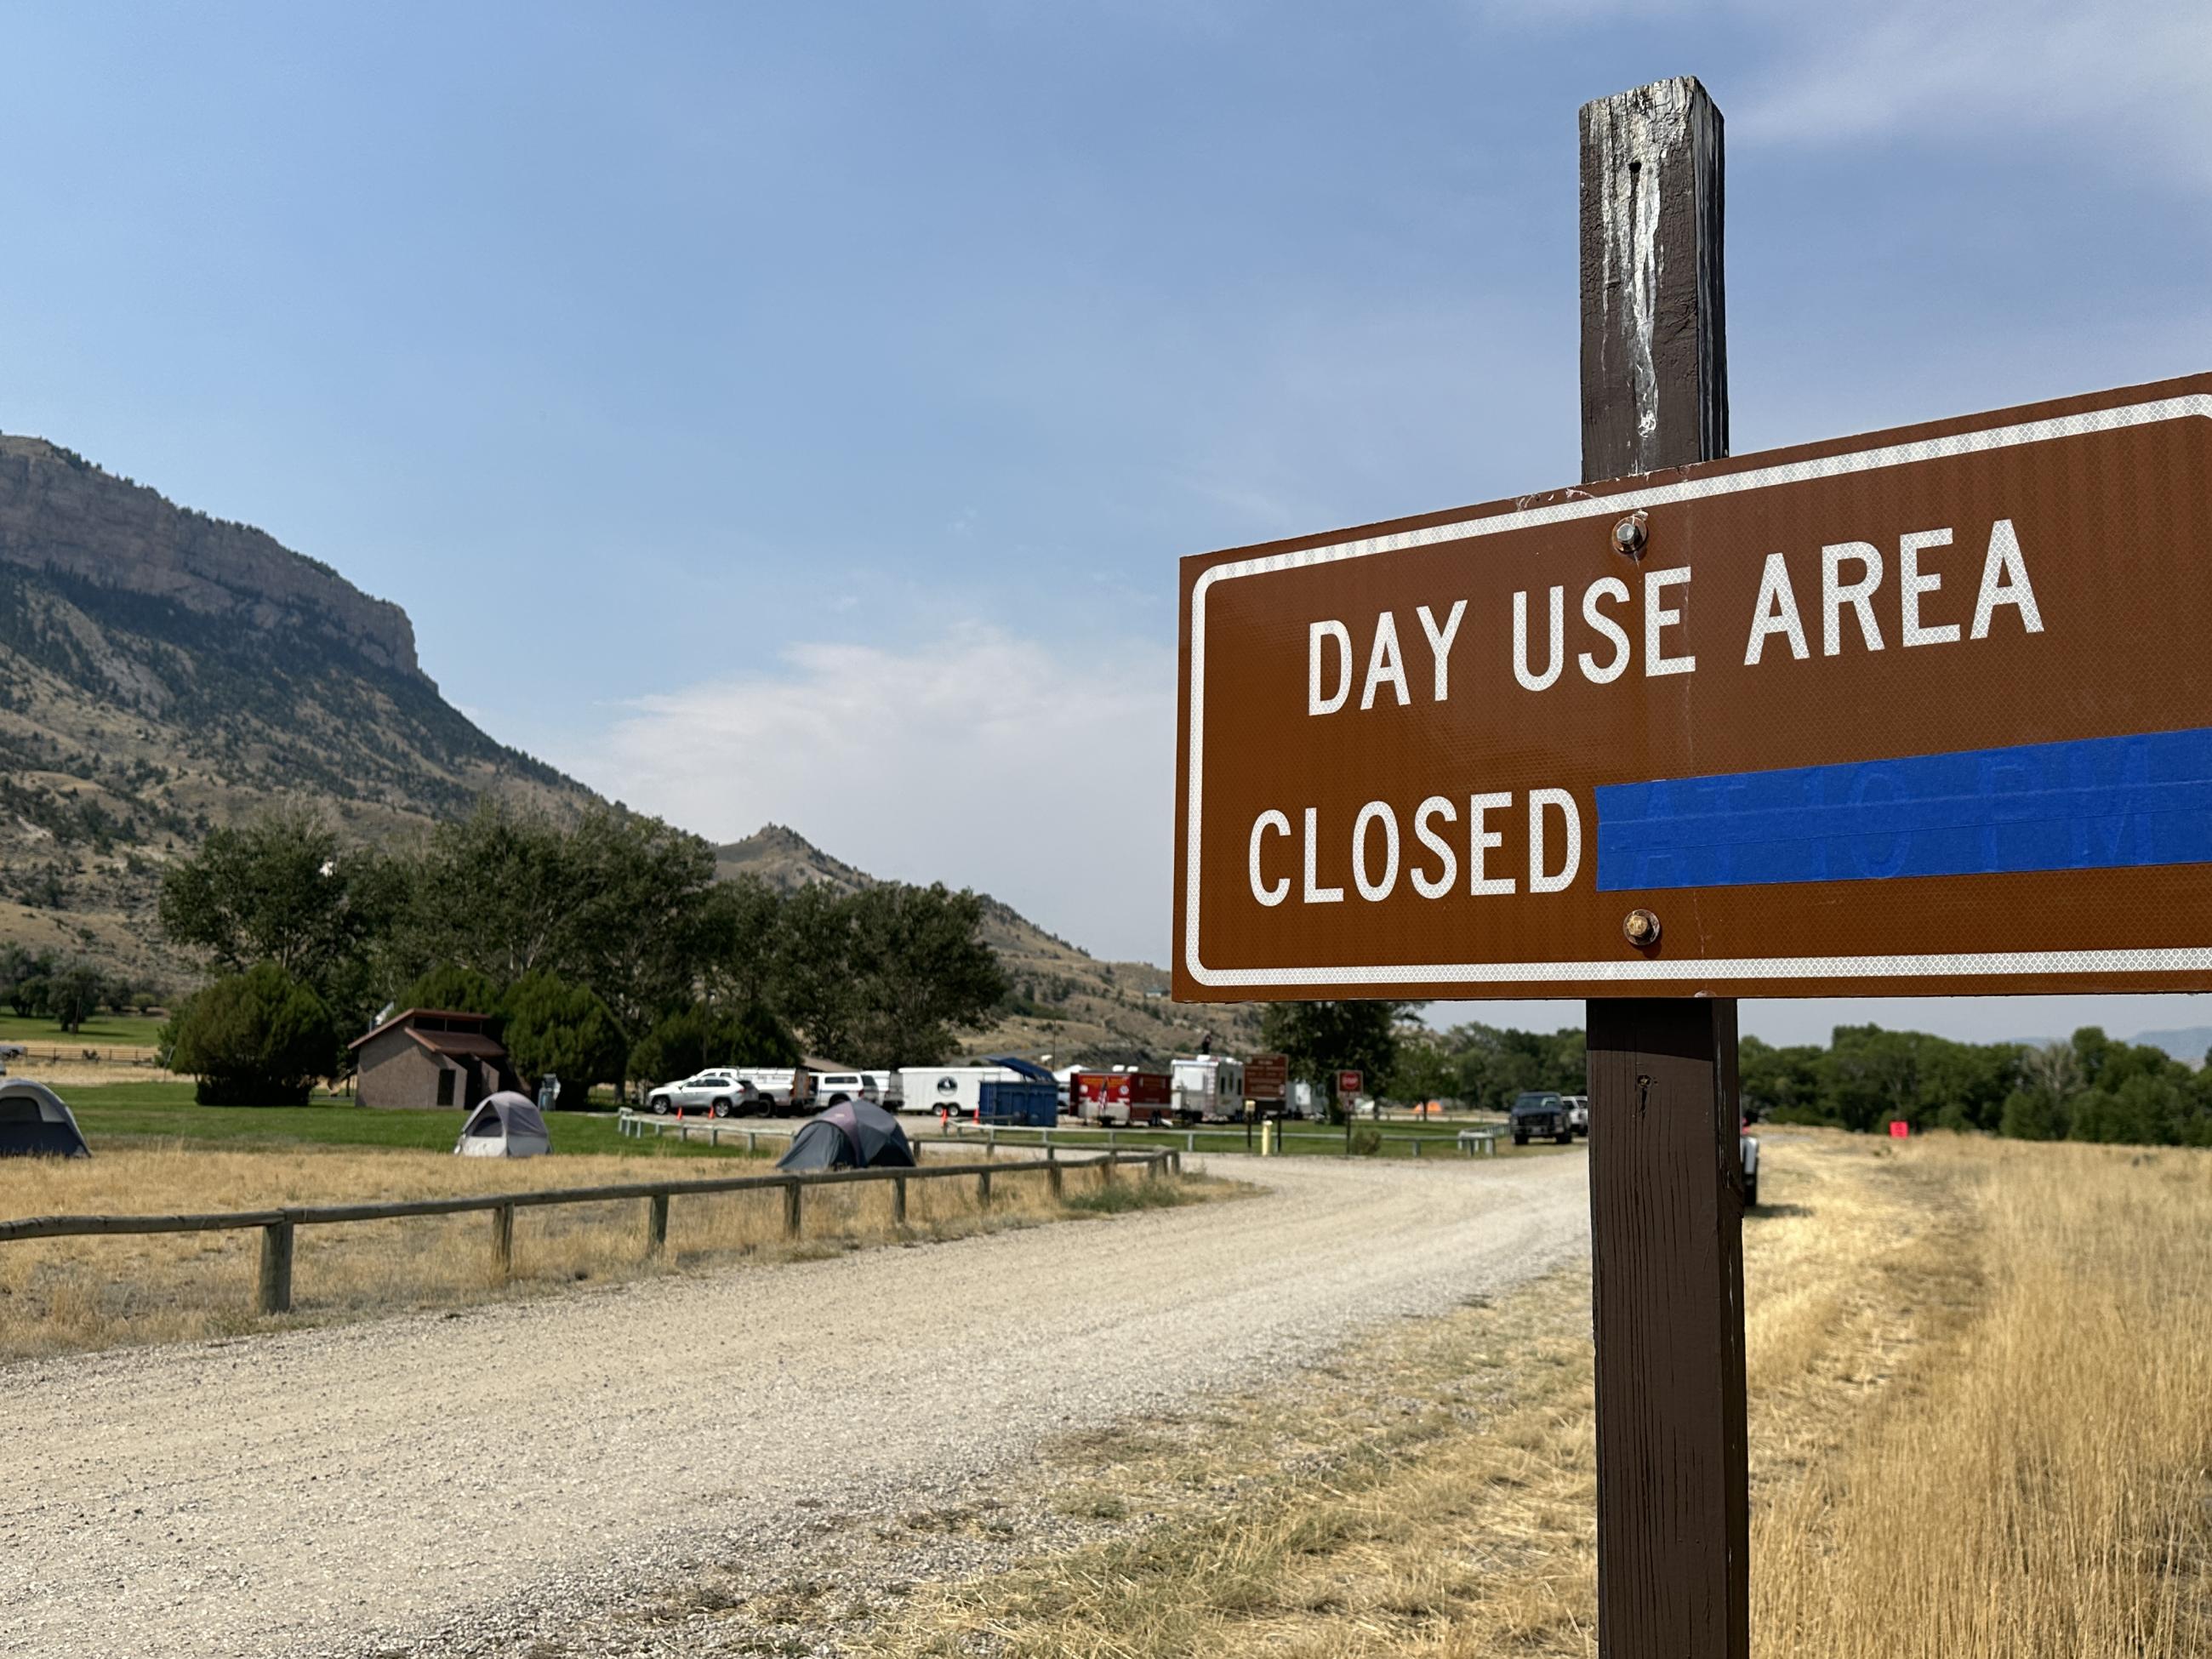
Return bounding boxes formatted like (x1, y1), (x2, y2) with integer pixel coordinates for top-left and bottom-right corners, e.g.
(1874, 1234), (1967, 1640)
(1511, 1092), (1559, 1112)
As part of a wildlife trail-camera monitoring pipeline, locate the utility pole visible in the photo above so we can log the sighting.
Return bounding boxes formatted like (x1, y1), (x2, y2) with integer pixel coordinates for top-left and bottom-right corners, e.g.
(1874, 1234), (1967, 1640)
(1578, 77), (1748, 1659)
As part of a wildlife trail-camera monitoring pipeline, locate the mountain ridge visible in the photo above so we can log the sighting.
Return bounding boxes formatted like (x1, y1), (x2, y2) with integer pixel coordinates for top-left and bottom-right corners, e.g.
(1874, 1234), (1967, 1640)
(0, 439), (1222, 1063)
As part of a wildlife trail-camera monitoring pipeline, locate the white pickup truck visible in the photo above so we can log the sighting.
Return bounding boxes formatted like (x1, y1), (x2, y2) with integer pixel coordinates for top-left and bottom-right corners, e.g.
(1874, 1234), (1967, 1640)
(1742, 1128), (1760, 1208)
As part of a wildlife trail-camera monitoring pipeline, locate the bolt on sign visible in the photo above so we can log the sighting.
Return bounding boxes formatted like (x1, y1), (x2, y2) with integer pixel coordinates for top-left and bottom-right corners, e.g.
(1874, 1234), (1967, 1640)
(1175, 373), (2212, 1001)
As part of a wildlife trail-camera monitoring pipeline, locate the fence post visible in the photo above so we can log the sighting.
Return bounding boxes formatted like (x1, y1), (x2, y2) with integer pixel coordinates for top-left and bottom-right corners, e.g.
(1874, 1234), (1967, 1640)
(1171, 1149), (1182, 1177)
(1047, 1160), (1063, 1200)
(892, 1176), (908, 1225)
(710, 1126), (720, 1149)
(783, 1180), (802, 1240)
(748, 1131), (760, 1154)
(1414, 1137), (1423, 1158)
(977, 1168), (993, 1209)
(257, 1221), (294, 1315)
(647, 1193), (670, 1255)
(1147, 1152), (1162, 1182)
(1100, 1154), (1117, 1186)
(492, 1203), (515, 1277)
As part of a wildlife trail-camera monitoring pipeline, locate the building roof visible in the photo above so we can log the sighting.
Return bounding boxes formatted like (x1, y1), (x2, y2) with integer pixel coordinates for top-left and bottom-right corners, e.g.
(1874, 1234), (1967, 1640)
(408, 1029), (509, 1062)
(349, 1006), (502, 1052)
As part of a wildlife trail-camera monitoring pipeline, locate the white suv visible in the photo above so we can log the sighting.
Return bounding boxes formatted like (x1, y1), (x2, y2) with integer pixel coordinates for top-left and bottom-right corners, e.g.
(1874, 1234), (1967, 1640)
(645, 1069), (750, 1117)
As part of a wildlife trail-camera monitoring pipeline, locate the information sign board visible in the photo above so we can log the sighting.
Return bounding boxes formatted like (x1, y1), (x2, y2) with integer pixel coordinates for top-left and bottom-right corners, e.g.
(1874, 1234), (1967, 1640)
(1176, 373), (2212, 1000)
(1246, 1053), (1289, 1102)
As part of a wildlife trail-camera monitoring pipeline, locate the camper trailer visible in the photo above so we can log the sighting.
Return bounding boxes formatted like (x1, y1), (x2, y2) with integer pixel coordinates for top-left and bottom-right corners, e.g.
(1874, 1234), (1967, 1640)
(1172, 1055), (1247, 1122)
(1071, 1069), (1174, 1126)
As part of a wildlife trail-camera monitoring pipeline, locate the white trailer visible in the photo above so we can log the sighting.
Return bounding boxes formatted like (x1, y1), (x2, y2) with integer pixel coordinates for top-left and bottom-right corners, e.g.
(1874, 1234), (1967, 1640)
(898, 1063), (1023, 1119)
(1172, 1055), (1247, 1122)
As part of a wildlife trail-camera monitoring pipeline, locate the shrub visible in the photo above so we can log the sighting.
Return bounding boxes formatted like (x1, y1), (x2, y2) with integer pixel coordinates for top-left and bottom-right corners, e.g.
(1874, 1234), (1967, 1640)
(1349, 1126), (1383, 1156)
(163, 963), (338, 1106)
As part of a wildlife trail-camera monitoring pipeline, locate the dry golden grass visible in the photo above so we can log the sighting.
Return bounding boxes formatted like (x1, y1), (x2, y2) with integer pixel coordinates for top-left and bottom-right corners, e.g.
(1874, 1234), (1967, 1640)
(864, 1131), (2212, 1659)
(6, 1053), (172, 1085)
(0, 1143), (1213, 1365)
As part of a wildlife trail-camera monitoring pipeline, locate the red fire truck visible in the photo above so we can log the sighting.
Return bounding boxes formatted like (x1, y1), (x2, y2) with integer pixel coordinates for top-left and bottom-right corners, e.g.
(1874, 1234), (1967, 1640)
(1070, 1069), (1173, 1126)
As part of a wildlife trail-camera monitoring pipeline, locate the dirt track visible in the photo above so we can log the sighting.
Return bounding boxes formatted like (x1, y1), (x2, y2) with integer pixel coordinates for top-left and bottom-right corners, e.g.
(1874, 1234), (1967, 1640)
(0, 1153), (1590, 1658)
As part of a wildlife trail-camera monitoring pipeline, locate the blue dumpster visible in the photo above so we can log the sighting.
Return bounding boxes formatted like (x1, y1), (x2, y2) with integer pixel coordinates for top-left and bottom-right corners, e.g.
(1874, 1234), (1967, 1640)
(977, 1079), (1058, 1126)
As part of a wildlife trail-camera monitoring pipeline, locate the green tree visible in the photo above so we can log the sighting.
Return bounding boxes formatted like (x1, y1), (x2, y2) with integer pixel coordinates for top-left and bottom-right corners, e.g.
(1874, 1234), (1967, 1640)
(837, 883), (1008, 1067)
(399, 964), (505, 1018)
(1433, 1023), (1585, 1115)
(1257, 1001), (1406, 1123)
(703, 874), (790, 1009)
(1388, 1035), (1458, 1105)
(158, 807), (402, 1035)
(46, 962), (103, 1034)
(499, 972), (626, 1109)
(392, 803), (719, 1038)
(10, 975), (48, 1019)
(1998, 1086), (2063, 1141)
(1739, 1036), (1827, 1122)
(627, 1001), (801, 1089)
(162, 963), (338, 1106)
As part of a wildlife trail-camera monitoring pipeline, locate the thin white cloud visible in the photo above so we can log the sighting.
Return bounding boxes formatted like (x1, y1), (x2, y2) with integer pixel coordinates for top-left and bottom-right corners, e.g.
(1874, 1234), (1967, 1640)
(560, 623), (1177, 964)
(1483, 1), (2212, 185)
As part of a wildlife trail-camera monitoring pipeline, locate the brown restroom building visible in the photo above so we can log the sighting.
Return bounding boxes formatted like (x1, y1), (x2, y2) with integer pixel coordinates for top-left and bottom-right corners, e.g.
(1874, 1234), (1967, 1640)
(350, 1007), (522, 1111)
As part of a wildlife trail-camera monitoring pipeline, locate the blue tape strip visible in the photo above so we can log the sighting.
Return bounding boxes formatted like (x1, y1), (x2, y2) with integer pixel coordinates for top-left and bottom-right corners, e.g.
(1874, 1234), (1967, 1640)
(1593, 727), (2212, 892)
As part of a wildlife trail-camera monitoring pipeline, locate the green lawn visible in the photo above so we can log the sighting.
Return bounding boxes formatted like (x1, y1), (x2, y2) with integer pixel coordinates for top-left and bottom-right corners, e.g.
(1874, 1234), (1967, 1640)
(55, 1081), (767, 1160)
(0, 1012), (168, 1047)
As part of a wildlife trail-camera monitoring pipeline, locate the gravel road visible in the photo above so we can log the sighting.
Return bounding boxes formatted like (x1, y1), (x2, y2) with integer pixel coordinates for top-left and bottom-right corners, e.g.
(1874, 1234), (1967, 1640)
(0, 1152), (1590, 1658)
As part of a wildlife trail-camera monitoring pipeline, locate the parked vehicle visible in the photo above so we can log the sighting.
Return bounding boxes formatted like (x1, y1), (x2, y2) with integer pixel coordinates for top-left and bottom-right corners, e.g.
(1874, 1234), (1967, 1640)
(862, 1070), (904, 1110)
(645, 1069), (748, 1117)
(1742, 1128), (1760, 1207)
(1564, 1094), (1590, 1137)
(1071, 1069), (1173, 1126)
(1509, 1090), (1572, 1146)
(1171, 1055), (1246, 1122)
(811, 1070), (873, 1108)
(899, 1063), (1024, 1119)
(729, 1079), (801, 1119)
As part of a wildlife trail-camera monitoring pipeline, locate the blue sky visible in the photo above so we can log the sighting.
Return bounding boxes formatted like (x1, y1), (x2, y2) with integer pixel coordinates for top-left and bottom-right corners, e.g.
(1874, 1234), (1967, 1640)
(5, 2), (2210, 1046)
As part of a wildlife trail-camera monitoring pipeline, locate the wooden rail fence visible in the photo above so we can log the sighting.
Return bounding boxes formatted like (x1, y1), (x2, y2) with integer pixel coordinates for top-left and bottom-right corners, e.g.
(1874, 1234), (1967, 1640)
(616, 1109), (1504, 1159)
(0, 1149), (1177, 1317)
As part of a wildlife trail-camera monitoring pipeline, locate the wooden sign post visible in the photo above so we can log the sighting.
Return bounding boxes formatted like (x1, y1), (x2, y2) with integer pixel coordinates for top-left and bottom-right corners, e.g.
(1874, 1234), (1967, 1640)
(1579, 77), (1747, 1659)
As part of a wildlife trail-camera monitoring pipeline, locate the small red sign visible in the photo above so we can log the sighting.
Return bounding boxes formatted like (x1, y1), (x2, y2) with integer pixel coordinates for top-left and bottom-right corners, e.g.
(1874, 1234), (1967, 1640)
(1888, 1120), (1911, 1139)
(1337, 1070), (1363, 1097)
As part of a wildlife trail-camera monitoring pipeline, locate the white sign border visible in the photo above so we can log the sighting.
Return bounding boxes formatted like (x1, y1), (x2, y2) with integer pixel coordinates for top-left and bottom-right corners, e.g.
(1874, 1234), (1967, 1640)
(1183, 393), (2212, 989)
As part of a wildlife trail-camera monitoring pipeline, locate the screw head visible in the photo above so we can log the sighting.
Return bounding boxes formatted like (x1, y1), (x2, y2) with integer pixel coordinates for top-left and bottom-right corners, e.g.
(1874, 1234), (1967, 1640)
(1611, 513), (1648, 557)
(1622, 908), (1662, 948)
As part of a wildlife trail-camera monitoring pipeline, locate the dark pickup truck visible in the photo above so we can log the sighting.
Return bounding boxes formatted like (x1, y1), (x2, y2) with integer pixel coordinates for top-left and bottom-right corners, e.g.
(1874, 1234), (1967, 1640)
(1509, 1090), (1574, 1146)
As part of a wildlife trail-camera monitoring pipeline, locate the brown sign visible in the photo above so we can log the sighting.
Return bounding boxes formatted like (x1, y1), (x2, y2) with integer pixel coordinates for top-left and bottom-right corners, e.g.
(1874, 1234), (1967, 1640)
(1246, 1052), (1289, 1101)
(1176, 373), (2212, 1001)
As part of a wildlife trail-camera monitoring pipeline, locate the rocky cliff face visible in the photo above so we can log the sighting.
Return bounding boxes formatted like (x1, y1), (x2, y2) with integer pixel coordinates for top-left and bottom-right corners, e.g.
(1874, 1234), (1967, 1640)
(0, 437), (419, 676)
(0, 434), (588, 987)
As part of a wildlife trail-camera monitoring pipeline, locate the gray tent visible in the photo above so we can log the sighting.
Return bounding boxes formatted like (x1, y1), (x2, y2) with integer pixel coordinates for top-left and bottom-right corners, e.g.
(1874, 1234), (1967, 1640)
(454, 1091), (551, 1158)
(0, 1080), (90, 1159)
(776, 1098), (915, 1171)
